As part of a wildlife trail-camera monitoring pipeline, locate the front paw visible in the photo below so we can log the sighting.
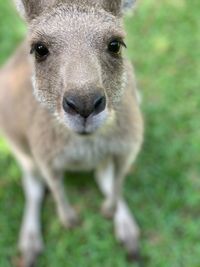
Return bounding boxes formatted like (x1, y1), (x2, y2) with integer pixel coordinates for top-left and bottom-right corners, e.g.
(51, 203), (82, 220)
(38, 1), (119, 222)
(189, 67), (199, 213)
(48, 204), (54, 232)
(59, 208), (80, 229)
(114, 201), (140, 258)
(101, 199), (117, 219)
(18, 230), (44, 267)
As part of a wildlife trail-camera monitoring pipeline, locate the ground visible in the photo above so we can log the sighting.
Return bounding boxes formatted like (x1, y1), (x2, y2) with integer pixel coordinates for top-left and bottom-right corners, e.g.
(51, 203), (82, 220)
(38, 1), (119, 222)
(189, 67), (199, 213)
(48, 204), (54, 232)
(0, 0), (200, 266)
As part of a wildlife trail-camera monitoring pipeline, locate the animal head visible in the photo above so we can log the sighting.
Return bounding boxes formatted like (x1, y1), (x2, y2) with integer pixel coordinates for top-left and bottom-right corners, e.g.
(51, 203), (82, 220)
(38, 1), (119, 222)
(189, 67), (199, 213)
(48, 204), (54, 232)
(15, 0), (136, 135)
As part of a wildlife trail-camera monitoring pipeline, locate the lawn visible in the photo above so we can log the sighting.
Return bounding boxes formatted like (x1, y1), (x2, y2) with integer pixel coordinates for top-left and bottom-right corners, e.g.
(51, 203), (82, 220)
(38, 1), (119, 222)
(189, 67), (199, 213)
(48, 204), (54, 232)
(0, 0), (200, 266)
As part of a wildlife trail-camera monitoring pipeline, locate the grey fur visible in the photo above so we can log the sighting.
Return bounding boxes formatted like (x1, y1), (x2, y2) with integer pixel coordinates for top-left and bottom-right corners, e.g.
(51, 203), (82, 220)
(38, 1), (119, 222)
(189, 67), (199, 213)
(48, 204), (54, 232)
(0, 0), (143, 266)
(123, 0), (136, 10)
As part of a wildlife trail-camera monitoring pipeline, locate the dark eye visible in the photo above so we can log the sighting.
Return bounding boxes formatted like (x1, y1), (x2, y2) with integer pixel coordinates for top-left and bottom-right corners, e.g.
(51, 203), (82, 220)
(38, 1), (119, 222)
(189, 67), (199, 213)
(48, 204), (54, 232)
(31, 43), (49, 61)
(108, 39), (126, 55)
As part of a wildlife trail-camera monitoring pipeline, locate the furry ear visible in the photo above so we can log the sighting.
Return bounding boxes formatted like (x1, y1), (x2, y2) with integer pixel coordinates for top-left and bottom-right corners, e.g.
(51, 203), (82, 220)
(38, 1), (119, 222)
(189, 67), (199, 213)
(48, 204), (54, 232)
(123, 0), (137, 12)
(101, 0), (122, 16)
(14, 0), (56, 21)
(102, 0), (136, 16)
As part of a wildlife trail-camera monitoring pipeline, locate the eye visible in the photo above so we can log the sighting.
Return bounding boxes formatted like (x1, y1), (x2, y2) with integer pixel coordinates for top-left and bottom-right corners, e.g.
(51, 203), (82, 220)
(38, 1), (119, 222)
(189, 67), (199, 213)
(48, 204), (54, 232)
(31, 43), (49, 61)
(108, 39), (126, 55)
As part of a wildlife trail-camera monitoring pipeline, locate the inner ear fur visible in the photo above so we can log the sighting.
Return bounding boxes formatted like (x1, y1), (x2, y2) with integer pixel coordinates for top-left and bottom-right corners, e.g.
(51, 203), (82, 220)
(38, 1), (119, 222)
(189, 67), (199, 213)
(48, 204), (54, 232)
(102, 0), (137, 16)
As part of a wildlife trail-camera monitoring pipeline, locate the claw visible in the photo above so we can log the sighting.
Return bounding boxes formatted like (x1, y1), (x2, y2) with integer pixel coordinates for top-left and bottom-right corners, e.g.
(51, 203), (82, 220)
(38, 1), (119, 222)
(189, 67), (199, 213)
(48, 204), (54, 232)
(127, 249), (141, 262)
(14, 252), (39, 267)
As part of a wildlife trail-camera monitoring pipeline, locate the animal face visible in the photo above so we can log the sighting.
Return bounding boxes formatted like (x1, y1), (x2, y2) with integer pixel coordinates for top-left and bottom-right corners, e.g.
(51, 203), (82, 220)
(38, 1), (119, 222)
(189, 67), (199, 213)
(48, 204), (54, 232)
(28, 4), (127, 134)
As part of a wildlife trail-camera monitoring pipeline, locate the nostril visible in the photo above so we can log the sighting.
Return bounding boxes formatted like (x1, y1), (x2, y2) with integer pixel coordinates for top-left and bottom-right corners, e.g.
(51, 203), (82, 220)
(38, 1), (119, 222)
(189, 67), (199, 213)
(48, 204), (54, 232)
(63, 97), (78, 114)
(94, 95), (106, 115)
(63, 93), (106, 117)
(66, 99), (77, 111)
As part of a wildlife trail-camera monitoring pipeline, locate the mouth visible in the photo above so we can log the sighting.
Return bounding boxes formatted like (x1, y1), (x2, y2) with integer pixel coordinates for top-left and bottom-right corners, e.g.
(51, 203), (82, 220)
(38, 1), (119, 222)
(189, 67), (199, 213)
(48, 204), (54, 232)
(75, 119), (94, 135)
(61, 109), (108, 135)
(78, 130), (92, 136)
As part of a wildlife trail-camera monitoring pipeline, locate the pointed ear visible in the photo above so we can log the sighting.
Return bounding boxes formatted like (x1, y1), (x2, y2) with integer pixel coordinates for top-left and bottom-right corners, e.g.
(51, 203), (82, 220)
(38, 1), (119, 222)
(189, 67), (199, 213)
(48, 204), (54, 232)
(101, 0), (122, 16)
(14, 0), (56, 21)
(102, 0), (137, 16)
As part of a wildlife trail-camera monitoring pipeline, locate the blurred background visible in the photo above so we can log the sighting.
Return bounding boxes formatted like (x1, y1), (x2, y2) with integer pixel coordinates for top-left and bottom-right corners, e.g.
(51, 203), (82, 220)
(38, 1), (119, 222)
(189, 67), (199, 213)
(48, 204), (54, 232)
(0, 0), (199, 266)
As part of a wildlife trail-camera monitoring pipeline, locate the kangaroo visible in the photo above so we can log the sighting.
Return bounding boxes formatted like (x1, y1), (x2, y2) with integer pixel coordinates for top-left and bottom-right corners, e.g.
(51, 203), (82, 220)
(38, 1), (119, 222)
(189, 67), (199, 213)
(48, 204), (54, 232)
(0, 0), (143, 266)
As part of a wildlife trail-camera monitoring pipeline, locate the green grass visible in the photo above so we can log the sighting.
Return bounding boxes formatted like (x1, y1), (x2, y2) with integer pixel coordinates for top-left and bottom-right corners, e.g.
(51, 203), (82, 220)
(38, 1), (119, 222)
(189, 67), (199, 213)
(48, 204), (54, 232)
(0, 0), (200, 266)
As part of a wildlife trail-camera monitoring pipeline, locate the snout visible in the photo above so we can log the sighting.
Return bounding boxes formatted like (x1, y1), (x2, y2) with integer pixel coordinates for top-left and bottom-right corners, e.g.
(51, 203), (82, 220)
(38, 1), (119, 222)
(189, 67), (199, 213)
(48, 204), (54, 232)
(63, 91), (106, 118)
(62, 90), (108, 134)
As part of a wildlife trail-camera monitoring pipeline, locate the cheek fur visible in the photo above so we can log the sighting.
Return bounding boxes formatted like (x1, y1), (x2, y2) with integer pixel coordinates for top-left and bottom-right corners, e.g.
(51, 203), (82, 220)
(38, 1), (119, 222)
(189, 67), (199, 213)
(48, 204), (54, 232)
(31, 74), (58, 112)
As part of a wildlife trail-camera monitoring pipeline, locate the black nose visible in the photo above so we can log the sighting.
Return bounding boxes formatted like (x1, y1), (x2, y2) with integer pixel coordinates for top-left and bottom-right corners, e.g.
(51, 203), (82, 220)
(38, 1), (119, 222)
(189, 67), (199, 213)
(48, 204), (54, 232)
(63, 92), (106, 118)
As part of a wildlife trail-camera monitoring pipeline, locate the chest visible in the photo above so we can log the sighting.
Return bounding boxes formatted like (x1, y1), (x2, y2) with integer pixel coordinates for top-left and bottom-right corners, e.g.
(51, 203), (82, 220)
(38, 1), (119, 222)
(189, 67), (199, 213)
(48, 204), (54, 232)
(52, 134), (132, 171)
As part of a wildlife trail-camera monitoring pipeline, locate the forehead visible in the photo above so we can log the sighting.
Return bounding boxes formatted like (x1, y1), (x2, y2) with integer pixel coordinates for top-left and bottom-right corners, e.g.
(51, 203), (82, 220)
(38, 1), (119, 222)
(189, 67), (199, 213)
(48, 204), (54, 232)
(29, 5), (124, 43)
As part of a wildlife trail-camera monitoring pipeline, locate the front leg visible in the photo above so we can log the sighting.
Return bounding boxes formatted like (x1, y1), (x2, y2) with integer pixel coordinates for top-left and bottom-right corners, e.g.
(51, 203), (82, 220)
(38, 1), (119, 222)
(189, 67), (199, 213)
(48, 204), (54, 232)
(95, 154), (140, 258)
(40, 168), (79, 229)
(95, 158), (115, 218)
(96, 153), (137, 218)
(19, 170), (44, 267)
